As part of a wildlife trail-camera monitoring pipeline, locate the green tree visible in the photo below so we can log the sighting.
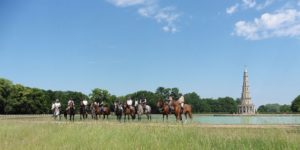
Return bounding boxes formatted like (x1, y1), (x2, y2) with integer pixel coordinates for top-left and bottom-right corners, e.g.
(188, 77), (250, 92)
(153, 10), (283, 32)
(280, 104), (291, 113)
(291, 95), (300, 112)
(90, 88), (112, 106)
(184, 92), (201, 112)
(0, 78), (13, 114)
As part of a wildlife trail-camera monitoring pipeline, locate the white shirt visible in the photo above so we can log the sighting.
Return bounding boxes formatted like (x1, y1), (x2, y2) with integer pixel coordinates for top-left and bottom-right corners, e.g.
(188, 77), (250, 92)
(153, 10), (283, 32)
(83, 100), (88, 106)
(127, 99), (133, 106)
(54, 102), (61, 108)
(178, 96), (185, 103)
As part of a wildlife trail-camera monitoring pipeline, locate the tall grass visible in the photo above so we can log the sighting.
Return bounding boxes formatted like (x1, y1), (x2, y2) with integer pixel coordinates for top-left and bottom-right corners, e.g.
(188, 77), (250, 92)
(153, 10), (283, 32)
(0, 116), (299, 150)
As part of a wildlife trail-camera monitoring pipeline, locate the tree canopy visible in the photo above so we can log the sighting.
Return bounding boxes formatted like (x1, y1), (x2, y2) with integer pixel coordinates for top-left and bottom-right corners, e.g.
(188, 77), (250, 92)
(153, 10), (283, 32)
(0, 77), (296, 114)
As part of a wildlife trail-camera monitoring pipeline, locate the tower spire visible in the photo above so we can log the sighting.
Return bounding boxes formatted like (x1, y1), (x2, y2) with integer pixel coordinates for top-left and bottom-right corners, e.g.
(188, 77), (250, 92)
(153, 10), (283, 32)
(238, 68), (255, 114)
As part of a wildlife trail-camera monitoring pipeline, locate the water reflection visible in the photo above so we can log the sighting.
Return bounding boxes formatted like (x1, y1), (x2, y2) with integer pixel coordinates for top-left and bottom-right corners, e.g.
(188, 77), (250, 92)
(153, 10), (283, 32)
(198, 115), (300, 125)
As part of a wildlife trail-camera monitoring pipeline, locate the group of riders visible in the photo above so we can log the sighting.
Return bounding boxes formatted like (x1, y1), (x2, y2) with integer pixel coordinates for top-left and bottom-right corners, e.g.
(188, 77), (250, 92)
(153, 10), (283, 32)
(51, 93), (185, 118)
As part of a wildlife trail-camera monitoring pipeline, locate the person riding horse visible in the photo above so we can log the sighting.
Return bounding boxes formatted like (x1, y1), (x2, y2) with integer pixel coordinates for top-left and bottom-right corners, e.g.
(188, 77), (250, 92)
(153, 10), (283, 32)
(178, 94), (185, 113)
(67, 99), (75, 111)
(168, 93), (184, 113)
(99, 101), (104, 113)
(52, 99), (61, 117)
(82, 99), (88, 106)
(126, 97), (134, 111)
(140, 98), (147, 112)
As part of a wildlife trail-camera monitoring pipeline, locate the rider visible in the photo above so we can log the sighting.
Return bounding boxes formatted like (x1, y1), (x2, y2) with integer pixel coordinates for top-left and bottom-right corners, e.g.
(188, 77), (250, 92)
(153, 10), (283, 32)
(82, 99), (88, 106)
(140, 98), (147, 112)
(52, 99), (61, 115)
(126, 97), (133, 110)
(178, 94), (185, 113)
(99, 101), (105, 112)
(114, 99), (123, 111)
(67, 99), (75, 111)
(168, 95), (174, 112)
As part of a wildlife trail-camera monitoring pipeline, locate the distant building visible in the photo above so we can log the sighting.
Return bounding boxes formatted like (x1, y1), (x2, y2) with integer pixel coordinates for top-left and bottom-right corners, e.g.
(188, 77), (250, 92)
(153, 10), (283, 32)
(238, 68), (255, 114)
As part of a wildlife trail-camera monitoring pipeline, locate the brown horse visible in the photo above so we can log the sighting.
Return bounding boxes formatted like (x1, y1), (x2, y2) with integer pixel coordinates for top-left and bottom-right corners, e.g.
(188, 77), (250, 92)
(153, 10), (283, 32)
(90, 102), (101, 120)
(123, 103), (135, 121)
(156, 99), (170, 121)
(80, 101), (88, 120)
(170, 99), (192, 122)
(100, 106), (110, 120)
(65, 102), (75, 121)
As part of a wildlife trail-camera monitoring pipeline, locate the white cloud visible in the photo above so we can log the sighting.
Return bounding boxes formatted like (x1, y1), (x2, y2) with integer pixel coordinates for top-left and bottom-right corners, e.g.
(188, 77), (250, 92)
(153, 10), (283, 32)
(107, 0), (145, 7)
(162, 26), (177, 33)
(242, 0), (256, 8)
(226, 4), (239, 14)
(107, 0), (181, 33)
(256, 0), (274, 10)
(234, 9), (300, 40)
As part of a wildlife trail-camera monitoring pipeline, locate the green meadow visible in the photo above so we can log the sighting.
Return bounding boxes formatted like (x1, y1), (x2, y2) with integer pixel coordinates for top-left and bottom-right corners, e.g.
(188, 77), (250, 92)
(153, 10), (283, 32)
(0, 115), (300, 150)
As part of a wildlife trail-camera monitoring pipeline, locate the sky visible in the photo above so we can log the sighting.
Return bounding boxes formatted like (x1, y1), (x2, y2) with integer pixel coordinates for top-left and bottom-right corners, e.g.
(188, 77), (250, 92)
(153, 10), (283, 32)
(1, 0), (300, 106)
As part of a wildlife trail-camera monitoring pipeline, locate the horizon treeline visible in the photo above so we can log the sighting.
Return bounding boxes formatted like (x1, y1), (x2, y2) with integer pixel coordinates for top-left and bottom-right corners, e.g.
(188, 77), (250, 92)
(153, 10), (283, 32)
(0, 78), (299, 114)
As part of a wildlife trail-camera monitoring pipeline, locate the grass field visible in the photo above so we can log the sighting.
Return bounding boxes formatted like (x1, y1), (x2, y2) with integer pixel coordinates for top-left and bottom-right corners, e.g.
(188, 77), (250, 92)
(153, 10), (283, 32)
(0, 115), (300, 150)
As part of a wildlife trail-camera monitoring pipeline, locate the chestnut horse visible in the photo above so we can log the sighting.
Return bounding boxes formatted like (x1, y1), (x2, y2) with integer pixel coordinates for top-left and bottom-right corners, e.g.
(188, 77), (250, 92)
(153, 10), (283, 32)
(100, 106), (110, 120)
(156, 99), (170, 121)
(123, 103), (136, 121)
(90, 102), (101, 120)
(170, 99), (192, 122)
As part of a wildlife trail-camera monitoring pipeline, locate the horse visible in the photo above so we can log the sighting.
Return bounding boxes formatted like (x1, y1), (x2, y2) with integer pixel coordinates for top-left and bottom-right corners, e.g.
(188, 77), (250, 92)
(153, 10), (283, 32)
(169, 99), (192, 122)
(80, 101), (88, 120)
(90, 102), (101, 120)
(123, 103), (136, 121)
(137, 103), (151, 121)
(100, 105), (110, 120)
(114, 103), (123, 122)
(156, 99), (170, 121)
(65, 102), (75, 121)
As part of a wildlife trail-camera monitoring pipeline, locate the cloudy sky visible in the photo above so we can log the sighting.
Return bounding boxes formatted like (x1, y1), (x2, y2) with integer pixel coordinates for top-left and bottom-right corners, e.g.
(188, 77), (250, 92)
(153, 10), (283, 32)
(1, 0), (300, 106)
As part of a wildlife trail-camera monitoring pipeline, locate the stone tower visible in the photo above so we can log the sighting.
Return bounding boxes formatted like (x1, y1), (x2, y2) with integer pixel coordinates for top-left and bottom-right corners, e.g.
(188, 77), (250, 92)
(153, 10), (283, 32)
(238, 68), (255, 114)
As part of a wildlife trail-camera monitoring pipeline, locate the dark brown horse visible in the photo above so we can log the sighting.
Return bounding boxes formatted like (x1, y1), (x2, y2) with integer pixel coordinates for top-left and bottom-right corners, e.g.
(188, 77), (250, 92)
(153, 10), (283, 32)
(156, 99), (170, 121)
(100, 106), (110, 120)
(65, 102), (75, 121)
(123, 103), (135, 121)
(114, 103), (123, 122)
(170, 99), (192, 122)
(80, 101), (88, 120)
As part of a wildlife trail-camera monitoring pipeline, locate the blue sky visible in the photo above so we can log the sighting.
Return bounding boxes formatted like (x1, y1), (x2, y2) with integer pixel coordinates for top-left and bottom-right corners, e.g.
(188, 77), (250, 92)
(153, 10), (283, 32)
(1, 0), (300, 106)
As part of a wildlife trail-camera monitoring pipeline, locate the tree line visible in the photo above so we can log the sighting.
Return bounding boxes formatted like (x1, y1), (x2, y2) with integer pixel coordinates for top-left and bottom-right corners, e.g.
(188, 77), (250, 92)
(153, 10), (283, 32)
(1, 77), (300, 114)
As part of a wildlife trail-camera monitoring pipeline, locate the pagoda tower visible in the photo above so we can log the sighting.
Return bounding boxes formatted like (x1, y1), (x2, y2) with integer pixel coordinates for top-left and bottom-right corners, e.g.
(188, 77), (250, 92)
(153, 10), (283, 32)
(238, 68), (255, 114)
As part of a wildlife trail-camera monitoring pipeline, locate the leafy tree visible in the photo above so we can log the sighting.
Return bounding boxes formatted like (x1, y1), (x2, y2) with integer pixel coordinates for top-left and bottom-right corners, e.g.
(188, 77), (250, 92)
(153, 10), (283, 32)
(257, 103), (280, 113)
(184, 92), (201, 112)
(291, 95), (300, 112)
(155, 87), (171, 100)
(257, 105), (267, 113)
(90, 88), (112, 106)
(280, 104), (291, 113)
(0, 78), (13, 114)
